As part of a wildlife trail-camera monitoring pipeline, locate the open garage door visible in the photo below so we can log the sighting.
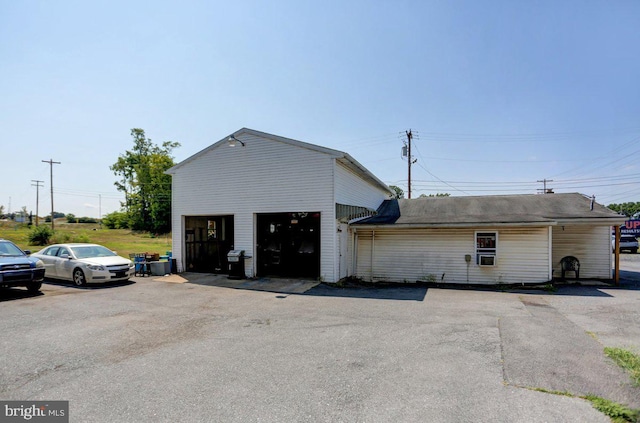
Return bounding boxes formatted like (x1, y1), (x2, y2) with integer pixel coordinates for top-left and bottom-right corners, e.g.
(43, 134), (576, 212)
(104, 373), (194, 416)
(257, 212), (320, 278)
(184, 216), (234, 273)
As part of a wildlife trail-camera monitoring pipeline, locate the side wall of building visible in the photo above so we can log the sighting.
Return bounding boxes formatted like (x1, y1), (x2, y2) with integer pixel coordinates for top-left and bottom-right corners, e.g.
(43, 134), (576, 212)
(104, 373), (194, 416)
(551, 225), (612, 279)
(354, 226), (551, 284)
(334, 162), (390, 281)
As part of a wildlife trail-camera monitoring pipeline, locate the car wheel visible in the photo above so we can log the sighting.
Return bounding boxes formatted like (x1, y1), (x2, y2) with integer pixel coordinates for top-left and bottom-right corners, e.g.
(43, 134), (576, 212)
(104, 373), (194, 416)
(73, 268), (87, 286)
(633, 248), (638, 254)
(27, 281), (42, 293)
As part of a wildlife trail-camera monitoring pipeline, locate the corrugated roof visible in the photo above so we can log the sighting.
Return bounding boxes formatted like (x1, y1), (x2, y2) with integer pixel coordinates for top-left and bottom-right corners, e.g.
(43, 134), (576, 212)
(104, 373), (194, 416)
(355, 193), (626, 227)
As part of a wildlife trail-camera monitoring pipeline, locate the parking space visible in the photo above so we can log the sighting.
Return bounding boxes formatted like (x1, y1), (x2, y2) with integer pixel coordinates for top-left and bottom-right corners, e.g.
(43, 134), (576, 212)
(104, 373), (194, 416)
(1, 263), (639, 422)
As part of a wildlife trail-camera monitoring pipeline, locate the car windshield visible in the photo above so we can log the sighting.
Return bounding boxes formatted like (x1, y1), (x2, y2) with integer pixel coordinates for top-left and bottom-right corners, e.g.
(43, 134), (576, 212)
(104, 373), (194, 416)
(70, 245), (117, 259)
(0, 241), (25, 257)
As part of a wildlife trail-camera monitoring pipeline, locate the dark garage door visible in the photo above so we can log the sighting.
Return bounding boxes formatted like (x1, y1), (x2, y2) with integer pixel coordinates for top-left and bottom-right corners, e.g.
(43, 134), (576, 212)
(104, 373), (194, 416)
(257, 212), (320, 278)
(184, 216), (234, 273)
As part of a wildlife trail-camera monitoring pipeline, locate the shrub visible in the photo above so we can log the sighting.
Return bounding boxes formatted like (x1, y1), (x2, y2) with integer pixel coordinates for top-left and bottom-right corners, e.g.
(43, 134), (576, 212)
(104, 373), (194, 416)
(51, 232), (71, 244)
(102, 211), (130, 229)
(28, 226), (53, 246)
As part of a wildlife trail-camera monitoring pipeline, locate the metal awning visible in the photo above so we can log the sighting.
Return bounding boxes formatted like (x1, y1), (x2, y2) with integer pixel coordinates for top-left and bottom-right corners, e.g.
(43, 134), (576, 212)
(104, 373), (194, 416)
(336, 203), (377, 223)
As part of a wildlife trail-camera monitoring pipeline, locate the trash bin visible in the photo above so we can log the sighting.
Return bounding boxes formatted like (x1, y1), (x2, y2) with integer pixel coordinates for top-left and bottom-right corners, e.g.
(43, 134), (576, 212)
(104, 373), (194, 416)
(227, 250), (245, 279)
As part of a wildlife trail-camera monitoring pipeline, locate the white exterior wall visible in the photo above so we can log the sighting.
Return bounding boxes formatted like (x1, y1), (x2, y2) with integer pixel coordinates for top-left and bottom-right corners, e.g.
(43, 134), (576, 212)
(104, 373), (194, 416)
(355, 227), (551, 284)
(335, 162), (389, 210)
(552, 225), (612, 279)
(170, 133), (338, 281)
(334, 162), (390, 281)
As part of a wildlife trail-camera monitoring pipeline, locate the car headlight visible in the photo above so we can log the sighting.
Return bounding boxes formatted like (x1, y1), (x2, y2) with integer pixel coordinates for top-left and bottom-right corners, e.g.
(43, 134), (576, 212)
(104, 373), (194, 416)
(87, 264), (105, 271)
(34, 260), (44, 268)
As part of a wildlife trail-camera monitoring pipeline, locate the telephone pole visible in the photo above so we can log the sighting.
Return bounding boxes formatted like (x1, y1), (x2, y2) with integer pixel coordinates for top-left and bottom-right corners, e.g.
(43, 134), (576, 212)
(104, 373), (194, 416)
(404, 130), (418, 199)
(31, 180), (44, 226)
(42, 159), (61, 230)
(537, 179), (554, 194)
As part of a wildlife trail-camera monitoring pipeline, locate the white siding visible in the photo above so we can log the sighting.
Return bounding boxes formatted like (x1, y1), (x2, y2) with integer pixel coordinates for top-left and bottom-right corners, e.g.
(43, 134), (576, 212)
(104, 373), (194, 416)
(171, 133), (337, 281)
(335, 162), (389, 210)
(355, 227), (551, 284)
(552, 225), (612, 279)
(333, 162), (389, 282)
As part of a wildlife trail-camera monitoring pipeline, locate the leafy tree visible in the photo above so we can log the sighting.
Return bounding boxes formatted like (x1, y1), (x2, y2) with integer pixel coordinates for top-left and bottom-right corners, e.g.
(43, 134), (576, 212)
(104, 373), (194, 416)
(111, 129), (180, 233)
(102, 211), (130, 229)
(0, 205), (4, 218)
(389, 185), (404, 199)
(66, 213), (77, 223)
(45, 211), (66, 222)
(607, 202), (640, 217)
(77, 217), (97, 224)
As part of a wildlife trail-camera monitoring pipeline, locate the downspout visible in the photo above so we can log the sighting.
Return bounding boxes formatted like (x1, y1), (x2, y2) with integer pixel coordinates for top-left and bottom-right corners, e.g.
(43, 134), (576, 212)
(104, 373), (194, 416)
(548, 226), (553, 281)
(353, 230), (358, 278)
(615, 225), (620, 285)
(371, 230), (375, 282)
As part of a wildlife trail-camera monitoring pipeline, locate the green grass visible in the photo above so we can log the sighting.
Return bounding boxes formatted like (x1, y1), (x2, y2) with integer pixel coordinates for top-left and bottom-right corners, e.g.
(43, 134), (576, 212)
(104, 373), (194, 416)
(0, 221), (171, 259)
(528, 387), (639, 422)
(605, 347), (640, 386)
(584, 395), (639, 423)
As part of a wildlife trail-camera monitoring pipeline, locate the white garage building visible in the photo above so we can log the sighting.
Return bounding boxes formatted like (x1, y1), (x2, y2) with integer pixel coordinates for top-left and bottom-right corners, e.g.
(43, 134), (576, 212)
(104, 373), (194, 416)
(167, 128), (626, 285)
(166, 128), (392, 282)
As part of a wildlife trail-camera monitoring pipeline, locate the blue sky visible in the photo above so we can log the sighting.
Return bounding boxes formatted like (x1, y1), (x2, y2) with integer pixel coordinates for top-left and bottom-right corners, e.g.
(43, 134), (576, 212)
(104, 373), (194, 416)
(1, 0), (639, 218)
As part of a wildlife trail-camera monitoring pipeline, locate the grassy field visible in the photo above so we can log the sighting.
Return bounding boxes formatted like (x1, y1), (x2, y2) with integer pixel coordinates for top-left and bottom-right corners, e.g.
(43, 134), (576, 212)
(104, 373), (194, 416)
(0, 220), (172, 259)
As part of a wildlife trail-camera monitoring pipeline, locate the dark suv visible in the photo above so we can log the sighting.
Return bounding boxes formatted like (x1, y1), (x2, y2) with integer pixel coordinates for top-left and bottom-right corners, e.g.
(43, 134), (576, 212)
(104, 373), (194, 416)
(0, 239), (45, 292)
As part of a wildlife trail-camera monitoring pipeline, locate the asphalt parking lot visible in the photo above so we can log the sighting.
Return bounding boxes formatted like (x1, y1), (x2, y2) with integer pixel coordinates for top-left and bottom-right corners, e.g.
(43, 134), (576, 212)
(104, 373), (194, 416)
(1, 258), (639, 422)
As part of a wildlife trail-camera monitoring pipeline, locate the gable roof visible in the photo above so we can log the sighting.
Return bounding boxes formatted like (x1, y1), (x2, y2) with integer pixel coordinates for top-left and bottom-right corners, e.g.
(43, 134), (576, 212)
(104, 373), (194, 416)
(354, 193), (626, 228)
(166, 128), (392, 195)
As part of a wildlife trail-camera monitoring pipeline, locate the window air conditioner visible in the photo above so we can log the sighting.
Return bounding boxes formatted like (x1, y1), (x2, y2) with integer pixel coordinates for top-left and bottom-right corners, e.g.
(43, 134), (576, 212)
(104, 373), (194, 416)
(478, 255), (496, 267)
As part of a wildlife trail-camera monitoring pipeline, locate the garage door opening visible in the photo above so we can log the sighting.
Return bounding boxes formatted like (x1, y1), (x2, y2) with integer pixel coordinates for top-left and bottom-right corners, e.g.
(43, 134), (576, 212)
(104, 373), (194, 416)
(184, 216), (234, 273)
(257, 212), (320, 278)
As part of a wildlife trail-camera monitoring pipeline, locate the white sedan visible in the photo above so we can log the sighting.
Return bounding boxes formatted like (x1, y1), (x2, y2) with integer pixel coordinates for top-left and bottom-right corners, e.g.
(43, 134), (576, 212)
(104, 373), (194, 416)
(32, 243), (135, 286)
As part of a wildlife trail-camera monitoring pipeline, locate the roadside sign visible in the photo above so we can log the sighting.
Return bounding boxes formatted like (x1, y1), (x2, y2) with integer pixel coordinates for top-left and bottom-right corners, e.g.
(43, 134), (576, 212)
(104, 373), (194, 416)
(619, 219), (640, 236)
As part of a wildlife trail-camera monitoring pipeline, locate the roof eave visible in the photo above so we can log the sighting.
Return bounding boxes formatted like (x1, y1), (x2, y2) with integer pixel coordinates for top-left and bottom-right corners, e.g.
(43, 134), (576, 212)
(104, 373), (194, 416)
(352, 221), (558, 230)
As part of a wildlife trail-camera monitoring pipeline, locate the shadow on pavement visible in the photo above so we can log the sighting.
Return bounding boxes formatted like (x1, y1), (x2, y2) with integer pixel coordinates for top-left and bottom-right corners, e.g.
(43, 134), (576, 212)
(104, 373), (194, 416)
(43, 279), (136, 290)
(0, 288), (44, 302)
(618, 270), (640, 290)
(304, 284), (428, 301)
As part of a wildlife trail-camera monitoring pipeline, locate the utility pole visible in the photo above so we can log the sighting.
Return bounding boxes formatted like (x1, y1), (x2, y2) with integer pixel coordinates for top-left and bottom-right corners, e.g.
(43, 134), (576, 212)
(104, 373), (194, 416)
(42, 159), (61, 230)
(404, 130), (418, 199)
(537, 179), (554, 194)
(31, 180), (44, 226)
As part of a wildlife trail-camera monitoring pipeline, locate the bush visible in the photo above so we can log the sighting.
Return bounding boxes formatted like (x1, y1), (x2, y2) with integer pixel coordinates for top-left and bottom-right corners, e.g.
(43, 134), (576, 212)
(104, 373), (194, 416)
(28, 226), (53, 246)
(51, 232), (71, 244)
(102, 211), (130, 229)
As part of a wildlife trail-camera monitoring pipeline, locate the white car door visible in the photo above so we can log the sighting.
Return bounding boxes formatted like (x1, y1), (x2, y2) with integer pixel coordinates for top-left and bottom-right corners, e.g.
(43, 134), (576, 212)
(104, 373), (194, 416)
(55, 247), (75, 280)
(39, 247), (60, 278)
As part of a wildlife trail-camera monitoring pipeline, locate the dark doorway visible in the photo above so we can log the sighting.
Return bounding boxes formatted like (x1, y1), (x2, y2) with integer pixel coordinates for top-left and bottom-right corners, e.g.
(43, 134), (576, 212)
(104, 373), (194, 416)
(257, 212), (320, 278)
(184, 216), (234, 273)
